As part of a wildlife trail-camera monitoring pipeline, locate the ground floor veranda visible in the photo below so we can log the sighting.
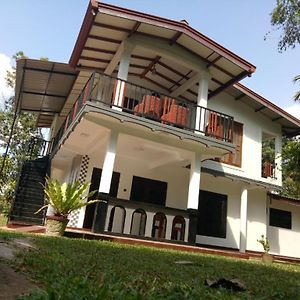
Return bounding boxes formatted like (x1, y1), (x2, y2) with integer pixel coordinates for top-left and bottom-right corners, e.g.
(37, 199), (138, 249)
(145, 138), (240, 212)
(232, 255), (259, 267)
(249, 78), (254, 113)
(50, 112), (300, 258)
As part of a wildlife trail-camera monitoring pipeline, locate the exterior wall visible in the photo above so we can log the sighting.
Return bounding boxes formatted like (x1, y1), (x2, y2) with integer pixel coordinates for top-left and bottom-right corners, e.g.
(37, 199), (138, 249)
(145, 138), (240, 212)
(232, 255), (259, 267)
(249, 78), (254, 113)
(267, 200), (300, 258)
(206, 91), (282, 186)
(246, 189), (267, 252)
(88, 152), (190, 210)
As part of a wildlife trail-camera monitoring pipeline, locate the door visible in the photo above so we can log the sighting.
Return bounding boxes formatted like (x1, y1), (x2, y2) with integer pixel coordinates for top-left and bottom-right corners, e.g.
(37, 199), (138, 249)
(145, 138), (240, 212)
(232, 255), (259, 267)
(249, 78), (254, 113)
(83, 168), (120, 229)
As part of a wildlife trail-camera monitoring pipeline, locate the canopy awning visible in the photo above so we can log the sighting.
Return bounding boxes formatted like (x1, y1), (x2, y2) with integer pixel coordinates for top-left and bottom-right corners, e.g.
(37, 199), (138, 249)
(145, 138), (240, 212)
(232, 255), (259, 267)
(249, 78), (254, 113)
(228, 83), (300, 137)
(15, 59), (78, 127)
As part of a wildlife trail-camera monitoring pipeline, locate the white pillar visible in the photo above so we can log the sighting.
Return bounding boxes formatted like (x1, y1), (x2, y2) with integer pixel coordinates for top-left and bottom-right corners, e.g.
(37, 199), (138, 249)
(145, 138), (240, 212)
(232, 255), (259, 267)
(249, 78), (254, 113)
(239, 187), (248, 253)
(195, 71), (211, 132)
(98, 130), (119, 193)
(274, 136), (282, 184)
(187, 152), (202, 209)
(112, 44), (133, 109)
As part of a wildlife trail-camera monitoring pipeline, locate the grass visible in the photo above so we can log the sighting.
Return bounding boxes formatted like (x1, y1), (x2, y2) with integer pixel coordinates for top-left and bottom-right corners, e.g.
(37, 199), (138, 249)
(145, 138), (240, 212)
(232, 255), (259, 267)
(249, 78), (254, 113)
(1, 230), (300, 299)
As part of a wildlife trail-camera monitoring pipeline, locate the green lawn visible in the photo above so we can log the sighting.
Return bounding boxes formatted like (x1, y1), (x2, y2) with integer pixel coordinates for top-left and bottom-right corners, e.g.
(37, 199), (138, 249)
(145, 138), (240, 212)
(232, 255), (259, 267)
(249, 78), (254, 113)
(1, 230), (300, 299)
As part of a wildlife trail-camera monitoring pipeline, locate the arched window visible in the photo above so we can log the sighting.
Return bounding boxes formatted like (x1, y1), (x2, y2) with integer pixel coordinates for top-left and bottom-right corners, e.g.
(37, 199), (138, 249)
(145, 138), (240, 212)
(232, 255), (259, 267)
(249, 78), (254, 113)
(171, 215), (185, 241)
(108, 205), (126, 233)
(130, 209), (147, 236)
(152, 212), (167, 239)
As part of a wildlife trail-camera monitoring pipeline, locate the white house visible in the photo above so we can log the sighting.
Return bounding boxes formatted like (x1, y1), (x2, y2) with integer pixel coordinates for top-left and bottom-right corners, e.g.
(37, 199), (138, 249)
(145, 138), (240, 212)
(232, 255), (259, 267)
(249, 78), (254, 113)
(10, 1), (300, 259)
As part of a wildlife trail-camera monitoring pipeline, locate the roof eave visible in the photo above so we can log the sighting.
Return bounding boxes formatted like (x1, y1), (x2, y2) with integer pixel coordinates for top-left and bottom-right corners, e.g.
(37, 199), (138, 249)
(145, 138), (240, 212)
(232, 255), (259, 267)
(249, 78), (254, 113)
(69, 0), (98, 68)
(69, 1), (256, 75)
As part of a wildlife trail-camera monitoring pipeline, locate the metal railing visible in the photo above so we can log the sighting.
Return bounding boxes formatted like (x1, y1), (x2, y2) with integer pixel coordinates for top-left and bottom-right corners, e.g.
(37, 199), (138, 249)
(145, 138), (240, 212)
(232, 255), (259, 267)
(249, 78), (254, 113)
(52, 72), (234, 152)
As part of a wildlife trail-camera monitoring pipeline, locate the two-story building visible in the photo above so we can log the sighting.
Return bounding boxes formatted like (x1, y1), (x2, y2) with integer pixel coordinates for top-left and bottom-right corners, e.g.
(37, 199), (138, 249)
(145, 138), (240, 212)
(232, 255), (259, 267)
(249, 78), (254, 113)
(10, 1), (300, 258)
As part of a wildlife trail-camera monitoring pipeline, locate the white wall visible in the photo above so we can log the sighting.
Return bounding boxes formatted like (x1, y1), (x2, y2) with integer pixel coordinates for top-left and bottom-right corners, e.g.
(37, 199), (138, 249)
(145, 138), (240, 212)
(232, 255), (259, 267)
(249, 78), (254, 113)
(196, 174), (242, 249)
(267, 200), (300, 258)
(246, 189), (267, 252)
(206, 91), (282, 186)
(88, 152), (190, 210)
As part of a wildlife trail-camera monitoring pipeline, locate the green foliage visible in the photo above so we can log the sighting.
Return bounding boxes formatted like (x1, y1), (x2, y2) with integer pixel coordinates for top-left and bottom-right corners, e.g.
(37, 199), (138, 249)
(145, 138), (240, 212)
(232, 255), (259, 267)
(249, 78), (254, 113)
(270, 0), (300, 52)
(294, 74), (300, 101)
(0, 52), (44, 214)
(281, 137), (300, 199)
(262, 138), (275, 164)
(37, 177), (98, 217)
(1, 231), (299, 299)
(257, 235), (270, 253)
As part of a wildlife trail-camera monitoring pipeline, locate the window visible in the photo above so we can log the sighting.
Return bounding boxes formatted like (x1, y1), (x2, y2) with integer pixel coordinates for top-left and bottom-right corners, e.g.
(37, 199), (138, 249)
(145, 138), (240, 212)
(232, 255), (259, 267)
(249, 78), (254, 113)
(130, 176), (167, 206)
(220, 122), (243, 167)
(269, 208), (292, 229)
(197, 190), (227, 238)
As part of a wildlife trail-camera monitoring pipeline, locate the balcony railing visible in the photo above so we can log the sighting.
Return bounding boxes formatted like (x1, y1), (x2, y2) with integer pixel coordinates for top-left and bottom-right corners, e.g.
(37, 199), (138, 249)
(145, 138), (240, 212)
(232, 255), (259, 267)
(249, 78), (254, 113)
(52, 72), (234, 151)
(92, 195), (189, 242)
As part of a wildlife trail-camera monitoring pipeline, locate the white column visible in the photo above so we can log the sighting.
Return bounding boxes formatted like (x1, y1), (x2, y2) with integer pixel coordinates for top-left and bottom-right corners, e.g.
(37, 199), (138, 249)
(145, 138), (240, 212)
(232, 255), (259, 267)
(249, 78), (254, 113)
(274, 136), (282, 184)
(239, 187), (248, 253)
(112, 44), (133, 110)
(187, 152), (202, 209)
(98, 130), (119, 193)
(195, 71), (211, 132)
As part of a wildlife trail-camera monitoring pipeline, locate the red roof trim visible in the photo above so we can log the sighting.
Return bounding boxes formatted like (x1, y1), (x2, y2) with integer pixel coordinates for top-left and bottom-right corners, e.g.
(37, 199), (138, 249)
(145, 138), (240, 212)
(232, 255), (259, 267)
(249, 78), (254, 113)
(234, 83), (300, 127)
(69, 0), (98, 67)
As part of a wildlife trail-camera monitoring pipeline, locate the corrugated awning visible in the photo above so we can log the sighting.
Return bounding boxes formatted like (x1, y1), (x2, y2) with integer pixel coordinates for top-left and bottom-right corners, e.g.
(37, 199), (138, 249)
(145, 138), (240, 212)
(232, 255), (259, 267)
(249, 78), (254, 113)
(15, 59), (78, 127)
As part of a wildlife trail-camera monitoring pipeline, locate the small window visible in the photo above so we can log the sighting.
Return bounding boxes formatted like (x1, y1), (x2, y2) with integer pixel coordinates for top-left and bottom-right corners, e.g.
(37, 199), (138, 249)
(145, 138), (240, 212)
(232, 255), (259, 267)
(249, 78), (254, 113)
(269, 208), (292, 229)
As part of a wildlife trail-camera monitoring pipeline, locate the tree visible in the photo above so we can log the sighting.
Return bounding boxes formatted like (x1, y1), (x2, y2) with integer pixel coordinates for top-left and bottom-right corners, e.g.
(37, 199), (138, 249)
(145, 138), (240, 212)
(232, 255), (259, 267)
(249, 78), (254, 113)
(293, 75), (300, 101)
(281, 137), (300, 199)
(270, 1), (300, 102)
(267, 1), (300, 200)
(270, 0), (300, 52)
(0, 51), (44, 214)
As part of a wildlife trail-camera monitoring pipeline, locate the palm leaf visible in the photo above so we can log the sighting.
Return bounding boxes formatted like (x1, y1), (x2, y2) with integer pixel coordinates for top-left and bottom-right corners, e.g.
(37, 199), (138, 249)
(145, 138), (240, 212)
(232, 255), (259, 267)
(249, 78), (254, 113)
(38, 177), (99, 217)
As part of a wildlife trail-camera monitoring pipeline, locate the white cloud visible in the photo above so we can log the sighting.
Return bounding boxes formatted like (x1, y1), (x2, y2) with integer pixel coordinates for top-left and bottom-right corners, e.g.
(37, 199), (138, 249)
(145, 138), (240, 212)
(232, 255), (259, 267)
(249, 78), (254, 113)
(284, 103), (300, 121)
(0, 53), (13, 109)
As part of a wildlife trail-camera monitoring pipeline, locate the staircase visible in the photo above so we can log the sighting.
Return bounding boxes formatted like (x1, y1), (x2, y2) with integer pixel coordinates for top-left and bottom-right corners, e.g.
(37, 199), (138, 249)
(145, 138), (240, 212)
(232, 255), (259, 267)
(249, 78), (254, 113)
(9, 156), (50, 225)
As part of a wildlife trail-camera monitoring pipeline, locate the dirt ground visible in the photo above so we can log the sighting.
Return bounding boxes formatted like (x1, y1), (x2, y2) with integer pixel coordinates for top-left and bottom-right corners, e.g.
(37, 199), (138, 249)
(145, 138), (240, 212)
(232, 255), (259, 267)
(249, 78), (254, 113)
(0, 237), (39, 299)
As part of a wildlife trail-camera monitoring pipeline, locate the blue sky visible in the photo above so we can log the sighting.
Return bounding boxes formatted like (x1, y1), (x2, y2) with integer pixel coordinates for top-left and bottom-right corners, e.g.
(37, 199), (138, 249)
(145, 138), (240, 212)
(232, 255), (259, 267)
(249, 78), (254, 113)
(0, 0), (299, 117)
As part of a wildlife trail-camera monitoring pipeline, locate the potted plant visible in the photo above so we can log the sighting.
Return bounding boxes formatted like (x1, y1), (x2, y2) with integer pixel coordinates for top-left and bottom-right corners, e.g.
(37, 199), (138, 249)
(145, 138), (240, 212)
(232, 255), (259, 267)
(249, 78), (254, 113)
(257, 235), (273, 264)
(36, 177), (98, 236)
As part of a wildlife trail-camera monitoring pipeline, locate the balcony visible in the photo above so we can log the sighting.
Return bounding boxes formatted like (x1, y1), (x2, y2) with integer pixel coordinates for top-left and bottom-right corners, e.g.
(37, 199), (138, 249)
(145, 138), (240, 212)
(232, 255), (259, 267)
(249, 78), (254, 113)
(52, 73), (234, 152)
